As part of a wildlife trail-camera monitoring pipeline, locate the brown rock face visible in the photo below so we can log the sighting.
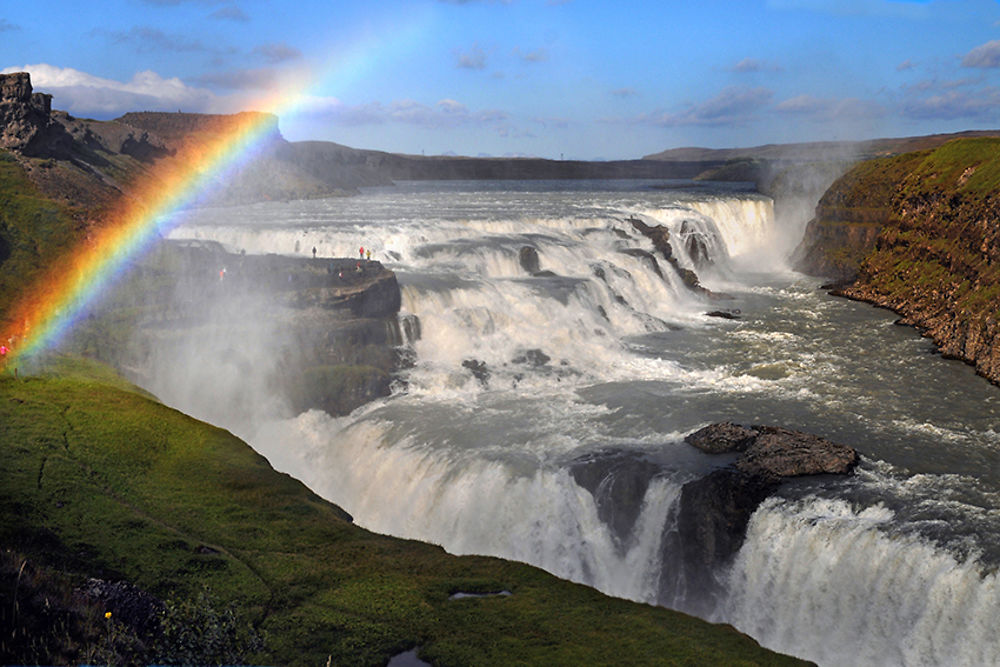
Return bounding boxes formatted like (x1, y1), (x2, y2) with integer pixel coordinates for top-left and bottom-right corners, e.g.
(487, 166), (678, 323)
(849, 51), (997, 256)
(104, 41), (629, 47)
(0, 72), (53, 154)
(685, 422), (860, 479)
(736, 425), (860, 478)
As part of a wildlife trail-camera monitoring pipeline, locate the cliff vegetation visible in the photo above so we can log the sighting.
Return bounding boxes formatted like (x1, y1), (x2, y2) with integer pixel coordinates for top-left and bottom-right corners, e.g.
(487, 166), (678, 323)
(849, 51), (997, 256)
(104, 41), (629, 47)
(796, 137), (1000, 384)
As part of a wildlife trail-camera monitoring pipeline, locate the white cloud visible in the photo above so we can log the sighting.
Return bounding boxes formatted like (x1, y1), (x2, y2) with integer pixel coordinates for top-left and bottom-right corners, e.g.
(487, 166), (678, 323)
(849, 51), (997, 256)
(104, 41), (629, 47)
(646, 86), (774, 126)
(0, 63), (227, 116)
(902, 86), (1000, 120)
(730, 58), (781, 73)
(962, 40), (1000, 68)
(296, 95), (510, 132)
(455, 44), (488, 70)
(776, 94), (884, 120)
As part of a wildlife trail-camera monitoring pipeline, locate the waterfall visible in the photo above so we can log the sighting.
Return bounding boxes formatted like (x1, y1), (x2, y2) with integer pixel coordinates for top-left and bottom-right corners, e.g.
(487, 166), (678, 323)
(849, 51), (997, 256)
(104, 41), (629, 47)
(164, 182), (1000, 666)
(720, 496), (1000, 667)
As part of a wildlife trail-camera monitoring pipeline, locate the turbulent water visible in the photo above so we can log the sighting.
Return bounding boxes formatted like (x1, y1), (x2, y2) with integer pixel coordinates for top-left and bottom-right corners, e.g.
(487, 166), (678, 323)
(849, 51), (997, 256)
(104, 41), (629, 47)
(166, 179), (1000, 666)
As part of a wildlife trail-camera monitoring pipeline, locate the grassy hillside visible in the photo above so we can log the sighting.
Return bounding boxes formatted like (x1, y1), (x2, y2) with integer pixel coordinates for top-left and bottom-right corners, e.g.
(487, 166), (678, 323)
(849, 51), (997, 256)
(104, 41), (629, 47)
(0, 150), (83, 325)
(0, 357), (807, 666)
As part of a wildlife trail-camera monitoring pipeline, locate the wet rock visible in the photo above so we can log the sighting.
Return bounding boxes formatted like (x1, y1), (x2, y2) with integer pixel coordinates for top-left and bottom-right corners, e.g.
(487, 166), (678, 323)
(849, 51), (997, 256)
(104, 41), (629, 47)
(736, 425), (860, 478)
(684, 422), (756, 454)
(570, 449), (662, 547)
(513, 349), (551, 367)
(672, 422), (860, 611)
(685, 422), (859, 479)
(519, 246), (541, 274)
(462, 359), (490, 386)
(627, 216), (674, 261)
(705, 309), (741, 320)
(620, 248), (664, 279)
(671, 468), (780, 613)
(680, 219), (712, 266)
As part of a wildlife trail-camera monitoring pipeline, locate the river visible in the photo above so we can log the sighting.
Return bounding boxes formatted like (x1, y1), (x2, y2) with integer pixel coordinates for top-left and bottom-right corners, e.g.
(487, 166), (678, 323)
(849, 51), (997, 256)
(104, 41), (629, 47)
(165, 179), (1000, 666)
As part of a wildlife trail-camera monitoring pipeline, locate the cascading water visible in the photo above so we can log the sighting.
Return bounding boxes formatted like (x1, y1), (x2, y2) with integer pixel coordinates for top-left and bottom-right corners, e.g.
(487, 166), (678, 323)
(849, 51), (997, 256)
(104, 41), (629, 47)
(165, 179), (1000, 666)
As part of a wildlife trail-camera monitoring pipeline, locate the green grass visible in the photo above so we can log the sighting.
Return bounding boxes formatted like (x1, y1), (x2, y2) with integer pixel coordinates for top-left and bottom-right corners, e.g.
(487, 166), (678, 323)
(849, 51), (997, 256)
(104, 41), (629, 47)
(0, 357), (808, 666)
(0, 151), (82, 323)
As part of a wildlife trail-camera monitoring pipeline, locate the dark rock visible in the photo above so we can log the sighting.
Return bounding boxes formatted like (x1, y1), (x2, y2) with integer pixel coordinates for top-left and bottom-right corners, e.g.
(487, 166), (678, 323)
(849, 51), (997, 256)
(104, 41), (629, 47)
(462, 359), (490, 386)
(671, 468), (780, 612)
(620, 248), (664, 278)
(684, 422), (757, 454)
(671, 422), (859, 612)
(679, 219), (712, 266)
(685, 422), (859, 478)
(0, 72), (66, 156)
(570, 449), (662, 547)
(77, 578), (164, 637)
(519, 246), (541, 274)
(513, 349), (550, 367)
(737, 425), (859, 478)
(705, 310), (740, 320)
(627, 216), (674, 261)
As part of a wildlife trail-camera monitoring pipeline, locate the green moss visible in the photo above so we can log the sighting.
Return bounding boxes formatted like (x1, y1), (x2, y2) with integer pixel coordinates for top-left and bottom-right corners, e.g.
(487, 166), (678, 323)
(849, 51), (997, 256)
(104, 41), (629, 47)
(0, 358), (808, 666)
(0, 152), (82, 323)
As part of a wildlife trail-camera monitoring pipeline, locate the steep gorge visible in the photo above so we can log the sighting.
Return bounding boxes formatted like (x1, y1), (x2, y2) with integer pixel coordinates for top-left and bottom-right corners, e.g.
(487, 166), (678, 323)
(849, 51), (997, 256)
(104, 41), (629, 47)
(796, 137), (1000, 384)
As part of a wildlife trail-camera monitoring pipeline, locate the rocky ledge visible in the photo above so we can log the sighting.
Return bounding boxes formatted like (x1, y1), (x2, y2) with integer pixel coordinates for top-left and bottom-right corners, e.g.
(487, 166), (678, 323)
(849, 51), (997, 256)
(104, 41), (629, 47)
(685, 421), (859, 479)
(676, 422), (859, 613)
(64, 240), (408, 417)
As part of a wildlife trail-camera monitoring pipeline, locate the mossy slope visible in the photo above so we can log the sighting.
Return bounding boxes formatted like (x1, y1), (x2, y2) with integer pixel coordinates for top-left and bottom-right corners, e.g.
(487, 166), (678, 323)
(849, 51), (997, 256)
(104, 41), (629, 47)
(1, 358), (807, 666)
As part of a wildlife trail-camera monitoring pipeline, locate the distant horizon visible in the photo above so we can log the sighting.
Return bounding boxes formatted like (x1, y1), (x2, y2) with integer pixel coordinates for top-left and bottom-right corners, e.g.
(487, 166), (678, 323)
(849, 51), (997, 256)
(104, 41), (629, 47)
(5, 1), (1000, 160)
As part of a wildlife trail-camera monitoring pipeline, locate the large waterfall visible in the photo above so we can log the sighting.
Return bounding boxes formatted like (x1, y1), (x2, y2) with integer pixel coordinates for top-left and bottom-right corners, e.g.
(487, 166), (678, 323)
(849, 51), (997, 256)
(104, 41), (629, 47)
(167, 180), (1000, 666)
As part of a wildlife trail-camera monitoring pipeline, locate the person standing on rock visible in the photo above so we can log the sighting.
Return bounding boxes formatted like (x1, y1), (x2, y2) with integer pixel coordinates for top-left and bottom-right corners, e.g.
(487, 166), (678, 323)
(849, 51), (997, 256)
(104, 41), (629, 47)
(366, 248), (372, 260)
(359, 246), (365, 259)
(312, 246), (317, 259)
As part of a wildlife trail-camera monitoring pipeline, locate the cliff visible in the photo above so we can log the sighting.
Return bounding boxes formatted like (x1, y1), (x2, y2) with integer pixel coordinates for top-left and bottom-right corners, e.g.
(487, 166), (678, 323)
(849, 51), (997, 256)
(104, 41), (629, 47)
(59, 240), (407, 417)
(796, 138), (1000, 384)
(793, 151), (928, 282)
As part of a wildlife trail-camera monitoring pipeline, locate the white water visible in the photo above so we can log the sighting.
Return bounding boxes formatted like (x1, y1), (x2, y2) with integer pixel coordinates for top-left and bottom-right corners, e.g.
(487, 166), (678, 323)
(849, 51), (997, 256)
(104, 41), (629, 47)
(167, 180), (1000, 666)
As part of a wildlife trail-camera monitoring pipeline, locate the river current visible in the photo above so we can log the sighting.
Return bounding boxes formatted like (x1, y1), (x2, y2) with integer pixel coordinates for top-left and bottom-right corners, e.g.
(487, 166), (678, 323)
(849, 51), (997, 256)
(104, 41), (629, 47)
(165, 180), (1000, 666)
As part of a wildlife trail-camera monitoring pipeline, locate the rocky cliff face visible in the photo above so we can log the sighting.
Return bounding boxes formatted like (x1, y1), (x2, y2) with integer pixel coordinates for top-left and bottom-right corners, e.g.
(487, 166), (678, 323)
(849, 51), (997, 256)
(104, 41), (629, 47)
(0, 72), (55, 155)
(796, 138), (1000, 384)
(63, 241), (407, 417)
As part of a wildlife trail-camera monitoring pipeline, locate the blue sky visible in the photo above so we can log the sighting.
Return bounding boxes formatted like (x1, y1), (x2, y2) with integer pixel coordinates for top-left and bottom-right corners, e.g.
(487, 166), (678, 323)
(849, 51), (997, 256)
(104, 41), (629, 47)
(4, 0), (1000, 159)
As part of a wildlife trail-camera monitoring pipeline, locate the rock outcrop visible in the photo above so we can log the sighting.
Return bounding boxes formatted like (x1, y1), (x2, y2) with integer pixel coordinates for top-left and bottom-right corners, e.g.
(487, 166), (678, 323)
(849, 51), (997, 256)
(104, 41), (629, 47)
(626, 216), (713, 297)
(673, 422), (858, 612)
(62, 241), (407, 417)
(685, 422), (859, 479)
(0, 72), (55, 155)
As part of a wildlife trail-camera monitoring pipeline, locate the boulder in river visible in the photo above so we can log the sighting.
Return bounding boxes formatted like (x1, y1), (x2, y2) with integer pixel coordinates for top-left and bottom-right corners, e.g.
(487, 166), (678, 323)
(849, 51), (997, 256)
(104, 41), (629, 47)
(685, 422), (859, 479)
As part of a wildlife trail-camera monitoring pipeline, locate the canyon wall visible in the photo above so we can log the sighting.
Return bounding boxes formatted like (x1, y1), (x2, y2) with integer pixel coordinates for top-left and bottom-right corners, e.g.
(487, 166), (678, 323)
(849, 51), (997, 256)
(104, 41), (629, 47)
(796, 138), (1000, 384)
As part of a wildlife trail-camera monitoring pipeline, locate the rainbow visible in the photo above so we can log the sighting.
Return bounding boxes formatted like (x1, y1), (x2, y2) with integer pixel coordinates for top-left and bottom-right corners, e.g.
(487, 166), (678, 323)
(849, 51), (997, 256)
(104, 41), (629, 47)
(1, 11), (431, 366)
(2, 108), (286, 364)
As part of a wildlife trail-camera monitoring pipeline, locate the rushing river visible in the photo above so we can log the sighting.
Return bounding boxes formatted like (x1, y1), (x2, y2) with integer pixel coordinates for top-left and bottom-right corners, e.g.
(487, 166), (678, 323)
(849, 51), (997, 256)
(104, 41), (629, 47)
(165, 180), (1000, 666)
